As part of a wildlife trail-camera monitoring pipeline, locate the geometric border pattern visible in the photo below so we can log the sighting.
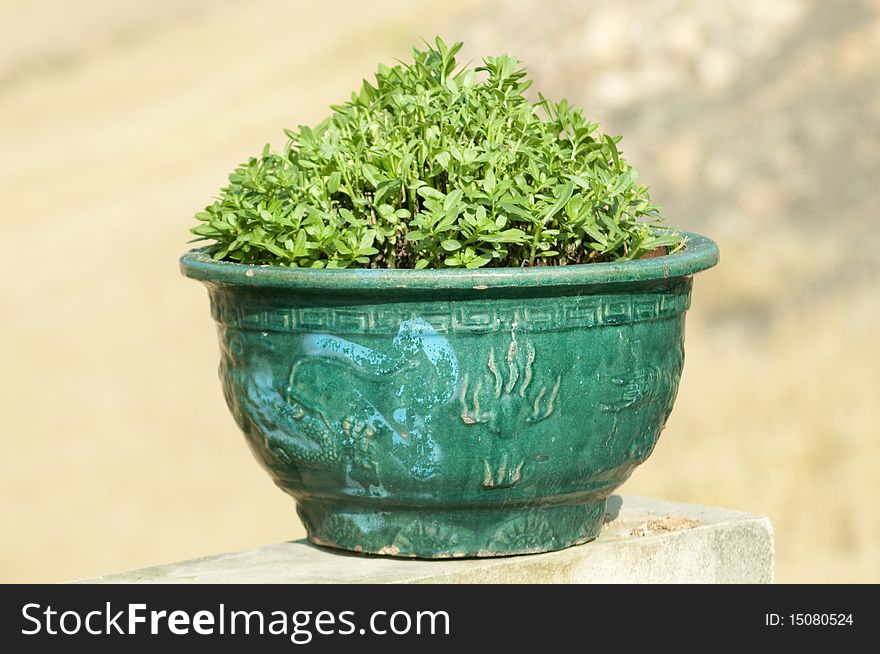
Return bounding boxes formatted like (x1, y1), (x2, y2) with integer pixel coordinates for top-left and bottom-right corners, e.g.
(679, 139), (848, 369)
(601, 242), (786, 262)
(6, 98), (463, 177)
(211, 285), (692, 335)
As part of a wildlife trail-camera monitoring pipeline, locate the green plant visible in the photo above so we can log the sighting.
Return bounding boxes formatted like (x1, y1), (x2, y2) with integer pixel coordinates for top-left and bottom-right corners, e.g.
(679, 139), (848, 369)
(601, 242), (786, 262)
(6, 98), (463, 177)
(192, 38), (683, 269)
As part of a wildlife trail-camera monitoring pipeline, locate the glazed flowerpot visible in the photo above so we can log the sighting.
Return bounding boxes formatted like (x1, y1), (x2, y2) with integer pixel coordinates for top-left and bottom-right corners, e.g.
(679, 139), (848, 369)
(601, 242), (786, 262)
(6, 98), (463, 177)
(181, 231), (718, 557)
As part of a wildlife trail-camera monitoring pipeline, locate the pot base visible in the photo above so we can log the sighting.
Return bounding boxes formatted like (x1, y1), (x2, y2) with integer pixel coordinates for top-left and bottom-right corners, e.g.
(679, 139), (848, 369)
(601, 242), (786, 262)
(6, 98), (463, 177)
(298, 498), (608, 558)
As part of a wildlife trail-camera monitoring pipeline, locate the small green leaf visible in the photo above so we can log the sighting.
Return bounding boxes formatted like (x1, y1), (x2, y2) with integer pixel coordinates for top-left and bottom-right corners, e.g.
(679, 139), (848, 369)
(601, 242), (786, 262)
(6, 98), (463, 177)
(362, 163), (381, 188)
(542, 181), (573, 223)
(467, 255), (492, 268)
(603, 134), (621, 171)
(443, 189), (463, 212)
(327, 171), (342, 195)
(483, 169), (496, 194)
(417, 186), (445, 201)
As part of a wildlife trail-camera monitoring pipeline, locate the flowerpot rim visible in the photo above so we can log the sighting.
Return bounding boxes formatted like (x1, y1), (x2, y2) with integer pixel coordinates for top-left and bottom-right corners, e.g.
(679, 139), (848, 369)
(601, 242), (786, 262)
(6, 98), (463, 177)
(180, 229), (718, 292)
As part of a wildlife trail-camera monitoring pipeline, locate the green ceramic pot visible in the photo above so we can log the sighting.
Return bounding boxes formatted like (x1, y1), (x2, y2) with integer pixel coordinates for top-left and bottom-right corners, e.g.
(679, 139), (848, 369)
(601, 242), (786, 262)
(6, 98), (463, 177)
(181, 231), (718, 557)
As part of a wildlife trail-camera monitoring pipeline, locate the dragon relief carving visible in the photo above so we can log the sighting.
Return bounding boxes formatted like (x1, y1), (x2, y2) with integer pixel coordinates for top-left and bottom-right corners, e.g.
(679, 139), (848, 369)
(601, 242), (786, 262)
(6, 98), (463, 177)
(459, 337), (561, 489)
(221, 317), (459, 494)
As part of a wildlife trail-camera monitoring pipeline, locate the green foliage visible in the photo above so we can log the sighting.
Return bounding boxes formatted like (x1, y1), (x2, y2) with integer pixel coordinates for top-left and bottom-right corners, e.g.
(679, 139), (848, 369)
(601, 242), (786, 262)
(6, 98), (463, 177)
(192, 38), (683, 269)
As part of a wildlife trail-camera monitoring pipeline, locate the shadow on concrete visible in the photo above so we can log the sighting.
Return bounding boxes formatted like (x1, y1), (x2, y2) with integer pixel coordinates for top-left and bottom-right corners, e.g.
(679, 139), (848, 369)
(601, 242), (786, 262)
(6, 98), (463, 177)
(605, 495), (623, 522)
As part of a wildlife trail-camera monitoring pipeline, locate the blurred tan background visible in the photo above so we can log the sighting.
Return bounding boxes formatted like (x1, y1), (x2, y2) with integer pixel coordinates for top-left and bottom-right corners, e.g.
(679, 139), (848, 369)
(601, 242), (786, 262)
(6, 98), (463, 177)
(2, 0), (878, 583)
